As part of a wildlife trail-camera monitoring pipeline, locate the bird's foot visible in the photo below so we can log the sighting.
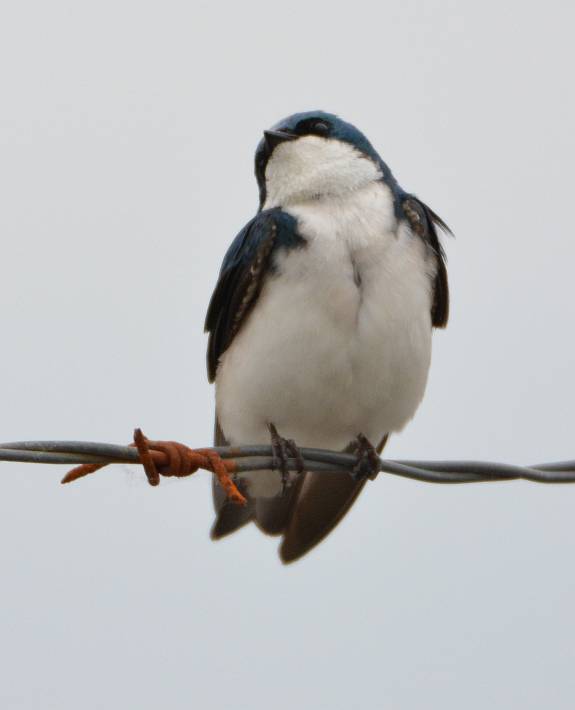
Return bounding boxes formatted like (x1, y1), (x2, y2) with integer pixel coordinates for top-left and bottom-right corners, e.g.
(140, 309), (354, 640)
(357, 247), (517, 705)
(351, 433), (381, 481)
(268, 423), (305, 492)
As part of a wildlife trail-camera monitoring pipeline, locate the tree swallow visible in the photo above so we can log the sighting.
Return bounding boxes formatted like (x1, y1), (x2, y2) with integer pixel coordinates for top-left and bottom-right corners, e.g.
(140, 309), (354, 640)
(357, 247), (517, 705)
(205, 111), (450, 563)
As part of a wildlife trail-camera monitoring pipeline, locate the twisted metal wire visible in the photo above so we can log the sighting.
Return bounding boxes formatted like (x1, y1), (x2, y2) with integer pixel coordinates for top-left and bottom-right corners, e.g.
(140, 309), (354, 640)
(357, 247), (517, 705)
(1, 439), (574, 484)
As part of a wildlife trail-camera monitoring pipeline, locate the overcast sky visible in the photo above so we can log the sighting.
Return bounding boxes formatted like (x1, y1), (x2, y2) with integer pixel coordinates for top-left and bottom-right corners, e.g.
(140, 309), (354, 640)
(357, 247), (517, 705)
(1, 2), (575, 708)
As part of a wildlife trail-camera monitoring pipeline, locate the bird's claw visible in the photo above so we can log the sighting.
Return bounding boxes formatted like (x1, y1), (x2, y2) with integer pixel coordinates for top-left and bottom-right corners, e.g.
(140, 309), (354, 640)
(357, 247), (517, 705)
(351, 433), (381, 480)
(268, 423), (305, 492)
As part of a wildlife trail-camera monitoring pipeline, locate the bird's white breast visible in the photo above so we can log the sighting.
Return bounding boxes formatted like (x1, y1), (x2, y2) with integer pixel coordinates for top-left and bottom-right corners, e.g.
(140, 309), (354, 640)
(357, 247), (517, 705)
(216, 182), (436, 495)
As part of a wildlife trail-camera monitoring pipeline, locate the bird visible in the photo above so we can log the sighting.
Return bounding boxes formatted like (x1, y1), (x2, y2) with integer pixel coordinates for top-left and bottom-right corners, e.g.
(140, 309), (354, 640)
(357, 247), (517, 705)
(205, 111), (450, 563)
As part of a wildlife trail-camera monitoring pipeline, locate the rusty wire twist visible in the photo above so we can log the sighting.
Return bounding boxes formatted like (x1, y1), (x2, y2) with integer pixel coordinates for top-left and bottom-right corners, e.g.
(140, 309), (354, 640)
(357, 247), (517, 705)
(59, 429), (246, 505)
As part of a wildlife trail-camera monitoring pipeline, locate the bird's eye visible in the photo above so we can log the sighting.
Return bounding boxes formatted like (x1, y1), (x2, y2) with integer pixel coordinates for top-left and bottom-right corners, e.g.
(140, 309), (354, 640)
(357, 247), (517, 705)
(311, 120), (330, 135)
(296, 118), (331, 136)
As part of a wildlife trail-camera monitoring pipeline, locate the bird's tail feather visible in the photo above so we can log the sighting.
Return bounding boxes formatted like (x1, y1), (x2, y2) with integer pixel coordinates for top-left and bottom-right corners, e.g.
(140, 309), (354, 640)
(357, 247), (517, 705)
(210, 480), (254, 539)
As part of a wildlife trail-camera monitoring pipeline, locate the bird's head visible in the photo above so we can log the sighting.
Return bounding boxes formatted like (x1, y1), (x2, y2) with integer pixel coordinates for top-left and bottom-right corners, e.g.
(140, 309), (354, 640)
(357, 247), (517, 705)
(255, 111), (395, 209)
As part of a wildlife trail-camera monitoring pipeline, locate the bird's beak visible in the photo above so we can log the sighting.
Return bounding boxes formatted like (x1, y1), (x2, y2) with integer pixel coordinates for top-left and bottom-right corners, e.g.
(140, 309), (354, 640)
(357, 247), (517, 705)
(263, 129), (297, 151)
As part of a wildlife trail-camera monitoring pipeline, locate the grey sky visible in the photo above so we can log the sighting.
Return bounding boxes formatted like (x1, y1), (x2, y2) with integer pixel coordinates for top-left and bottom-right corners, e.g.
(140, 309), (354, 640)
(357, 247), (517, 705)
(1, 2), (575, 708)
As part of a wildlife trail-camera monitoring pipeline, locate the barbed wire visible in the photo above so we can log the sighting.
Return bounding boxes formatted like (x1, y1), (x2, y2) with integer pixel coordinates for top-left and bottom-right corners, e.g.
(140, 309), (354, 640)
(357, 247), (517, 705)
(2, 430), (575, 505)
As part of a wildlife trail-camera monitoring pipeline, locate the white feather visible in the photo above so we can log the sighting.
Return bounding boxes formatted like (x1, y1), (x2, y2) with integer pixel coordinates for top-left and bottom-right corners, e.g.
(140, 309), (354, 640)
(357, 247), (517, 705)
(264, 135), (383, 207)
(215, 139), (437, 497)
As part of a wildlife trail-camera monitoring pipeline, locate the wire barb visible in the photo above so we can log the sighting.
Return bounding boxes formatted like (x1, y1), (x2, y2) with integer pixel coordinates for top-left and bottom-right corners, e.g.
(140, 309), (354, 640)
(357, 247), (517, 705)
(62, 461), (107, 484)
(60, 429), (246, 505)
(133, 428), (161, 486)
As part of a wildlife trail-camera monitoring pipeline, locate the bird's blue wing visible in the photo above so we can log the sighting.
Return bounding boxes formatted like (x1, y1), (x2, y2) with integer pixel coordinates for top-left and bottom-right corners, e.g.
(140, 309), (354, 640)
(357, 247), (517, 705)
(401, 196), (451, 328)
(205, 208), (304, 382)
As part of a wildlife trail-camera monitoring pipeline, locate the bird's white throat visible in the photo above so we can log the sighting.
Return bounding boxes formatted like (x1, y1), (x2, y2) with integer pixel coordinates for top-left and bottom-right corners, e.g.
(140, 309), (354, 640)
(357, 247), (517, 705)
(263, 135), (383, 209)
